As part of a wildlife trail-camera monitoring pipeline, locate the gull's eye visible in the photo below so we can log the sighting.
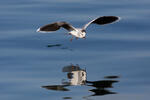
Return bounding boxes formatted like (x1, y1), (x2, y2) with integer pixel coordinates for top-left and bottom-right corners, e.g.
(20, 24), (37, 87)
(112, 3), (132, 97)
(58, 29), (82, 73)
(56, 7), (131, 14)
(81, 33), (85, 36)
(81, 30), (86, 32)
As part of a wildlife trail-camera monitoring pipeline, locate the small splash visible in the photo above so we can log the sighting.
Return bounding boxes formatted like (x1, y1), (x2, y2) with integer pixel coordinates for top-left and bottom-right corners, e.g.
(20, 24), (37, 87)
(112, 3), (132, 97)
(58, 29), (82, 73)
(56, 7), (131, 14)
(63, 97), (72, 99)
(104, 76), (120, 79)
(46, 44), (73, 51)
(47, 44), (62, 47)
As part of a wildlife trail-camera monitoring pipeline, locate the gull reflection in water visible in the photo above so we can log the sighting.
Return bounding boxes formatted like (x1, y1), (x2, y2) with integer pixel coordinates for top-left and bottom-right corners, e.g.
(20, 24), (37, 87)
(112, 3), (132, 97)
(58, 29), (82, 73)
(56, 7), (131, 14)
(42, 64), (119, 97)
(62, 64), (86, 85)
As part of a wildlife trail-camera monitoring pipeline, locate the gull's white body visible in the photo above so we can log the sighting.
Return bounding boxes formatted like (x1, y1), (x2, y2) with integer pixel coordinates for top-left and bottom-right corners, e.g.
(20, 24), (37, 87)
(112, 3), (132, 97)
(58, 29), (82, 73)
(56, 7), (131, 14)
(69, 28), (86, 38)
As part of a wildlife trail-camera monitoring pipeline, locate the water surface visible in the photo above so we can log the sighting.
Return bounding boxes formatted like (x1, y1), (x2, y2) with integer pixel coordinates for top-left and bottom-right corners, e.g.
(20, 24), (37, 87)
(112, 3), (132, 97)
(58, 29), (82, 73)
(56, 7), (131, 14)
(0, 0), (150, 100)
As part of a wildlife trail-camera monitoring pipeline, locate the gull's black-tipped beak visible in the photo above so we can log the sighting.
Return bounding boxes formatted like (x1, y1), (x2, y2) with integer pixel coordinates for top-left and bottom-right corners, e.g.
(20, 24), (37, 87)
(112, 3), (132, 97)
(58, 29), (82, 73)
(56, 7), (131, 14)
(83, 36), (86, 39)
(81, 30), (86, 33)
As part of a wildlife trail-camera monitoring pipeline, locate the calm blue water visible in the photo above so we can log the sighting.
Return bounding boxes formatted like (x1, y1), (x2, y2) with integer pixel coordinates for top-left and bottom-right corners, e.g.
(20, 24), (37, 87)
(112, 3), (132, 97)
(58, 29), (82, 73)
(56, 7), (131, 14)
(1, 0), (150, 100)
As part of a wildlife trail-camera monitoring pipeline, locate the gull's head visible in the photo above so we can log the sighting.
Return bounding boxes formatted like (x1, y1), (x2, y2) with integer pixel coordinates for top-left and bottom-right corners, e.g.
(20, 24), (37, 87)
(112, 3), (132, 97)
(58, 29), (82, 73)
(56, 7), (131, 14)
(80, 30), (86, 38)
(81, 32), (86, 38)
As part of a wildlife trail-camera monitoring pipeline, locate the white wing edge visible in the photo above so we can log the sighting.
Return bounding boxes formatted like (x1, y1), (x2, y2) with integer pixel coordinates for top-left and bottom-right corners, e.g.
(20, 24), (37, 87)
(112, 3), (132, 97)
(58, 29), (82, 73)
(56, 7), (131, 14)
(82, 17), (96, 30)
(36, 27), (54, 33)
(114, 16), (121, 23)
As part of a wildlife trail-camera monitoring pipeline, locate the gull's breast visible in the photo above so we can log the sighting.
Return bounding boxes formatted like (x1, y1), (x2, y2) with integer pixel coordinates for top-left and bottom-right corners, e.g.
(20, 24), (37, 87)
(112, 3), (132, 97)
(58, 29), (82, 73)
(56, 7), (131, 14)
(69, 29), (80, 38)
(69, 28), (86, 38)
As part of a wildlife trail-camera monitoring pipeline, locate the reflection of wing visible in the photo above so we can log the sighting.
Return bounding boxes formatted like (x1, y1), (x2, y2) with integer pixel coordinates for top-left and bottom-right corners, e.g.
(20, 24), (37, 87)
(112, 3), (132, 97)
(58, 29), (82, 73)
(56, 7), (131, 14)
(86, 80), (119, 88)
(37, 22), (76, 32)
(89, 89), (117, 96)
(82, 16), (120, 30)
(41, 85), (69, 91)
(87, 80), (119, 96)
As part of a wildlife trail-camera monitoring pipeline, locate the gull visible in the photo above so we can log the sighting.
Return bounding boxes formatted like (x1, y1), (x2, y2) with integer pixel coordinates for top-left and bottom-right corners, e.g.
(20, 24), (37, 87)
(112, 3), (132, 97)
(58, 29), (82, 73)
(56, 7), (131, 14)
(37, 16), (120, 41)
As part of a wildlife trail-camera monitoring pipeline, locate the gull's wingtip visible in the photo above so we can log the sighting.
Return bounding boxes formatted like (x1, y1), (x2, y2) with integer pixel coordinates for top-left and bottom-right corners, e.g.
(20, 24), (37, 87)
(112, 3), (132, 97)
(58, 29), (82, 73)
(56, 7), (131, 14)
(36, 28), (41, 32)
(36, 28), (49, 33)
(36, 28), (53, 33)
(117, 16), (121, 21)
(114, 16), (121, 23)
(108, 16), (121, 21)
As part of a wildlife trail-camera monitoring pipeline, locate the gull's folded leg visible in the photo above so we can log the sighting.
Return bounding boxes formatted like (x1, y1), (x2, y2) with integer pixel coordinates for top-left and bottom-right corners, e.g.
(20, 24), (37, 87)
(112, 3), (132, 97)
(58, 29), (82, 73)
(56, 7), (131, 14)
(70, 36), (74, 42)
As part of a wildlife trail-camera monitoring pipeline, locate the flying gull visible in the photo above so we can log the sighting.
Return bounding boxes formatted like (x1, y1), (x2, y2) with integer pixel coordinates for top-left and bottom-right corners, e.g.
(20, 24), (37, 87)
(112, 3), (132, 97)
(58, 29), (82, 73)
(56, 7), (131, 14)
(37, 16), (120, 41)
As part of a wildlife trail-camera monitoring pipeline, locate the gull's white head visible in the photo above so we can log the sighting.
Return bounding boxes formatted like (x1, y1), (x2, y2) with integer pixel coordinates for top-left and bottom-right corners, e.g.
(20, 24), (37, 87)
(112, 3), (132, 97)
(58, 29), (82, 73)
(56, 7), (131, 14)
(79, 30), (86, 38)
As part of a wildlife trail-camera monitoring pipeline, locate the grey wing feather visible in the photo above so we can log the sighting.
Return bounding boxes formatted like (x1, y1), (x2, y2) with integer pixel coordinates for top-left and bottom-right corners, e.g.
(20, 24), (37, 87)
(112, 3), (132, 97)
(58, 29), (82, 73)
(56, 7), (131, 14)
(37, 22), (75, 32)
(82, 16), (120, 30)
(58, 22), (76, 31)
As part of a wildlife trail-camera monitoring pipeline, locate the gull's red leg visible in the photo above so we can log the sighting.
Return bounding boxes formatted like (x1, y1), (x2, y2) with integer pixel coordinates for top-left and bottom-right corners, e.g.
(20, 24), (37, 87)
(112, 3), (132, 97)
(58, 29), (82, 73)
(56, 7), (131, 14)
(70, 36), (74, 42)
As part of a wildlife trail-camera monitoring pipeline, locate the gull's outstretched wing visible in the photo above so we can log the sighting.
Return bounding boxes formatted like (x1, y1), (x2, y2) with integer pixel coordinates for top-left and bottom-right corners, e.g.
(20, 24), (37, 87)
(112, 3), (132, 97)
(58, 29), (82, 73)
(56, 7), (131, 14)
(82, 16), (120, 30)
(37, 22), (76, 33)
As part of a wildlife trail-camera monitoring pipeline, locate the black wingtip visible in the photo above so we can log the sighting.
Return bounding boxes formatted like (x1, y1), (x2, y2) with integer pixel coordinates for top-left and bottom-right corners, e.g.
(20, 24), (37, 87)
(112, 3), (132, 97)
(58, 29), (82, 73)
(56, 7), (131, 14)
(37, 22), (61, 33)
(93, 16), (120, 25)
